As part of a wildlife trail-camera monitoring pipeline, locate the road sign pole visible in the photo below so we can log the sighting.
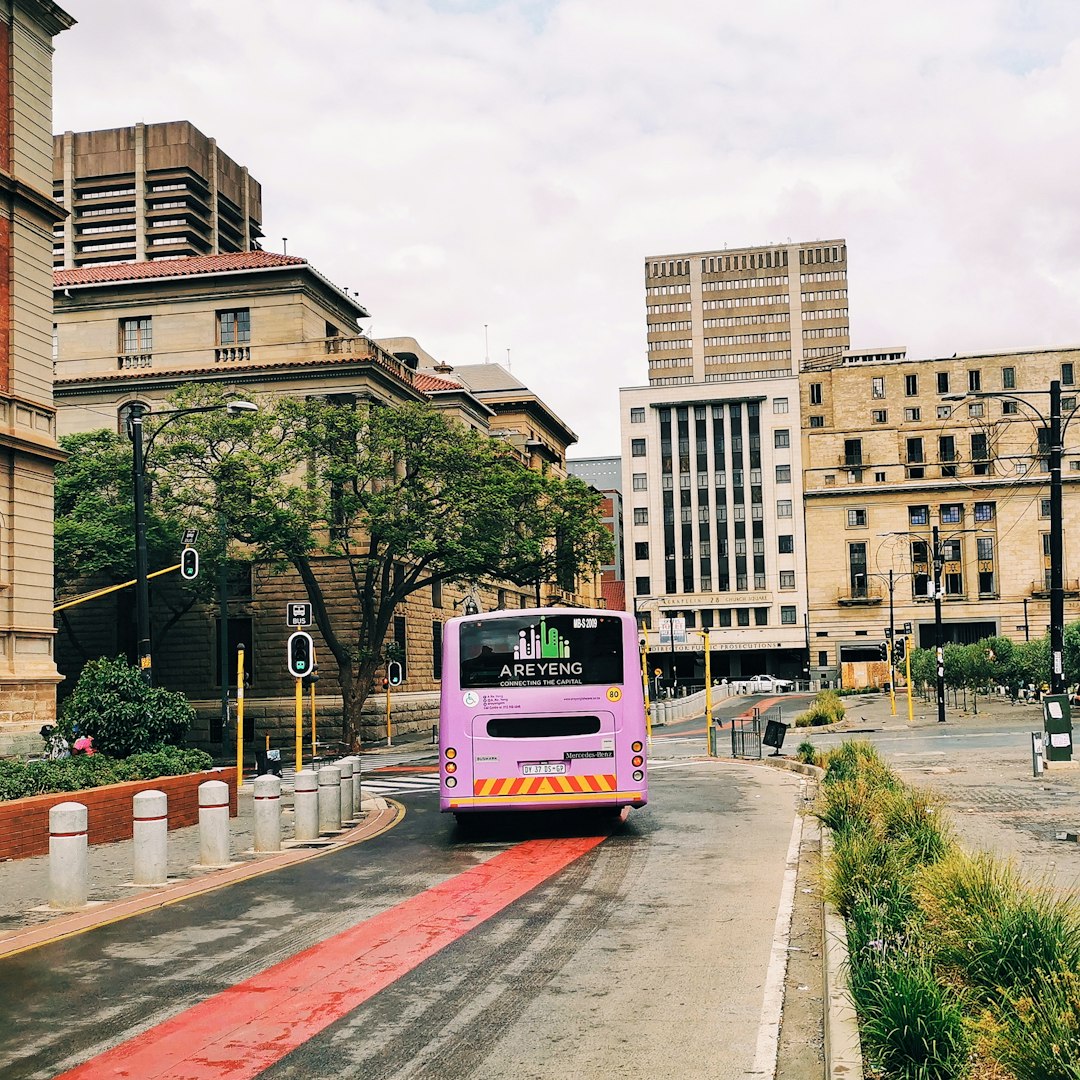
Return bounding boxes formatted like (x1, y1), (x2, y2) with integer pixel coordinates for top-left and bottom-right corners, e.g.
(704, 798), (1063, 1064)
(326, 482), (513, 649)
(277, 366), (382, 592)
(905, 637), (914, 724)
(235, 644), (245, 789)
(294, 677), (304, 773)
(703, 628), (712, 758)
(386, 675), (392, 747)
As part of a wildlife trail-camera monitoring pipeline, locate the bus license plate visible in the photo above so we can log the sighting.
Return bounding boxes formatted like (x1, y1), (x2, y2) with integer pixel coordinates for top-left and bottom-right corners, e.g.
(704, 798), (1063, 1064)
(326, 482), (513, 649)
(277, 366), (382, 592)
(522, 762), (566, 776)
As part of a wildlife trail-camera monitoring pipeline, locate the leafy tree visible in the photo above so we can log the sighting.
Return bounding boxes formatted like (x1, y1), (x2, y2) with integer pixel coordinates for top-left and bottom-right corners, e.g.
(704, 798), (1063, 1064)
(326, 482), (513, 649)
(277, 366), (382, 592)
(54, 429), (204, 662)
(156, 387), (613, 746)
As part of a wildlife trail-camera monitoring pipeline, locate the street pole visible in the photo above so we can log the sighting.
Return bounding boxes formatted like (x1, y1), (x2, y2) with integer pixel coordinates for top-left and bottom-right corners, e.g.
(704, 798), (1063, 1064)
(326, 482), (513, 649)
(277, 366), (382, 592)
(129, 404), (152, 684)
(933, 524), (946, 723)
(1050, 379), (1065, 695)
(1024, 596), (1030, 641)
(703, 628), (712, 757)
(235, 644), (245, 789)
(217, 509), (229, 741)
(888, 569), (896, 716)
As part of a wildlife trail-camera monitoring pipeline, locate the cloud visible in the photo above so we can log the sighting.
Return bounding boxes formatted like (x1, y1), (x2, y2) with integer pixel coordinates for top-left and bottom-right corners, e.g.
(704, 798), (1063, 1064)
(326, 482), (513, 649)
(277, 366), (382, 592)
(53, 0), (1080, 454)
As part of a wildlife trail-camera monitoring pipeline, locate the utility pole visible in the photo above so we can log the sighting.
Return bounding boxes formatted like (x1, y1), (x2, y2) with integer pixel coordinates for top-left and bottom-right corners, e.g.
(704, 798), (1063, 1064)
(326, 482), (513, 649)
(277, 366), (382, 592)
(888, 568), (896, 716)
(1050, 379), (1065, 695)
(933, 525), (946, 723)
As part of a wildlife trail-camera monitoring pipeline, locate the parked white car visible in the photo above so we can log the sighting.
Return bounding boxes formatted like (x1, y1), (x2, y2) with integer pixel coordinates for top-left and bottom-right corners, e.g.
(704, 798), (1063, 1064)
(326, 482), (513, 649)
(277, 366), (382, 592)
(746, 674), (795, 693)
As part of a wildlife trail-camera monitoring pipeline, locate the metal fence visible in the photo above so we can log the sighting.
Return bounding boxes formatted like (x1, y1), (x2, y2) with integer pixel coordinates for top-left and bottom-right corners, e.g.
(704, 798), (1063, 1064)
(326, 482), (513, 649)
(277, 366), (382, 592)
(731, 710), (762, 759)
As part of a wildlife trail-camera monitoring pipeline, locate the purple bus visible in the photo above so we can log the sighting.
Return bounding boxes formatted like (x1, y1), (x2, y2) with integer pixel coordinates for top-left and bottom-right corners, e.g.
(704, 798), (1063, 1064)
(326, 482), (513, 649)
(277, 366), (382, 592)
(439, 608), (648, 817)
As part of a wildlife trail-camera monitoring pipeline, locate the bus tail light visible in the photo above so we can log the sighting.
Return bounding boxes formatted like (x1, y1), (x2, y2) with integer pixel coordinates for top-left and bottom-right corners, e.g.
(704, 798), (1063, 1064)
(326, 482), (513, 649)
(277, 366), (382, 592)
(445, 776), (457, 788)
(445, 761), (457, 774)
(633, 770), (644, 782)
(632, 755), (643, 767)
(445, 747), (457, 760)
(631, 741), (643, 753)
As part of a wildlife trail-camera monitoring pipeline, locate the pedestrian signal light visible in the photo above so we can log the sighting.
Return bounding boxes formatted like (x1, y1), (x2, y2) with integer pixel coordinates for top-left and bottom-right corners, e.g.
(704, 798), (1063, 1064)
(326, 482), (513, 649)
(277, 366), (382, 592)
(287, 631), (314, 678)
(180, 547), (199, 581)
(878, 641), (889, 661)
(387, 660), (403, 686)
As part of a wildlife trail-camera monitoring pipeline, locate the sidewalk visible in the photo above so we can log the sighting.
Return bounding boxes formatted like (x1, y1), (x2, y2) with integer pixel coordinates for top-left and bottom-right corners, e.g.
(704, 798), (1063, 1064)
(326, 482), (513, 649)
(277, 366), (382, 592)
(0, 747), (428, 957)
(806, 688), (1080, 890)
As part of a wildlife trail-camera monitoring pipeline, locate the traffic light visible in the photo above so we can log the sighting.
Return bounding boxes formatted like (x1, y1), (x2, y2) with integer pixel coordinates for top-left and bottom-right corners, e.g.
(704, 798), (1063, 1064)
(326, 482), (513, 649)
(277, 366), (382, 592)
(387, 660), (403, 686)
(878, 641), (889, 662)
(287, 631), (314, 678)
(180, 547), (199, 581)
(893, 638), (907, 663)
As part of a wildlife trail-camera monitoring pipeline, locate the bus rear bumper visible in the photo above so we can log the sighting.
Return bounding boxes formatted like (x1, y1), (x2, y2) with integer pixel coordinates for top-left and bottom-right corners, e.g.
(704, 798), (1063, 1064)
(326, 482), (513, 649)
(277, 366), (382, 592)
(442, 790), (646, 813)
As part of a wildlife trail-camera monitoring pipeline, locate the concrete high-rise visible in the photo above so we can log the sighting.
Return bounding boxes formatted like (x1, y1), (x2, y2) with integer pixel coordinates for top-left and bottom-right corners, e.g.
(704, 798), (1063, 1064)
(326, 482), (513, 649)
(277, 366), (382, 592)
(52, 122), (262, 270)
(621, 240), (849, 685)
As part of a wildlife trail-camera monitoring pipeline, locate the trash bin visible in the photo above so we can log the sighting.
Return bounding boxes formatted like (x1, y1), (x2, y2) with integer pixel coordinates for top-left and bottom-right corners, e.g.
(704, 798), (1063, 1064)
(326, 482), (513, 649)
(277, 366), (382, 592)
(762, 719), (789, 757)
(254, 747), (283, 777)
(1042, 695), (1073, 763)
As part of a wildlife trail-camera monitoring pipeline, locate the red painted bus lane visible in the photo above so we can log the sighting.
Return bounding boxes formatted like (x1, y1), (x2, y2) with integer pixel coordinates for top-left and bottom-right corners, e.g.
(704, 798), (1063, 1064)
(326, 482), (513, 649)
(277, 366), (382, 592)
(56, 834), (608, 1080)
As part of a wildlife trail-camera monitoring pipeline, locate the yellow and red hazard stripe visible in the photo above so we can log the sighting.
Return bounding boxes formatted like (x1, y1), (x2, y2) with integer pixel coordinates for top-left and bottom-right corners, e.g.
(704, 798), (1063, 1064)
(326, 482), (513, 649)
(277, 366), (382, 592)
(474, 774), (617, 797)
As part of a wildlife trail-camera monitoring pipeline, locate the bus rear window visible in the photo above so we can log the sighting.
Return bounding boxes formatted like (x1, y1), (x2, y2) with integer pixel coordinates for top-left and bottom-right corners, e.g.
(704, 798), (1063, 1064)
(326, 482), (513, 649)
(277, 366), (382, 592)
(486, 715), (603, 739)
(460, 613), (623, 689)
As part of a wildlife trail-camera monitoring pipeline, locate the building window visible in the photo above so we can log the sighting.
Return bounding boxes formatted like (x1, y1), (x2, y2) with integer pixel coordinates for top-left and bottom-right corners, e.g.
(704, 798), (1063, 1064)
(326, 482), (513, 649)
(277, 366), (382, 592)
(809, 415), (825, 428)
(737, 608), (750, 627)
(779, 570), (795, 590)
(872, 376), (885, 399)
(906, 437), (924, 464)
(1040, 498), (1051, 519)
(778, 534), (794, 554)
(968, 402), (984, 418)
(773, 398), (789, 414)
(631, 439), (646, 457)
(754, 607), (769, 626)
(1002, 400), (1019, 415)
(872, 410), (887, 424)
(909, 505), (929, 526)
(393, 615), (408, 680)
(1002, 367), (1015, 389)
(847, 508), (867, 528)
(633, 507), (648, 525)
(635, 541), (649, 559)
(809, 383), (823, 405)
(775, 464), (791, 483)
(431, 579), (443, 608)
(432, 622), (443, 680)
(776, 500), (792, 518)
(218, 309), (251, 345)
(1064, 363), (1075, 386)
(635, 576), (650, 595)
(632, 473), (647, 491)
(215, 617), (253, 692)
(937, 405), (952, 419)
(940, 503), (962, 524)
(904, 407), (921, 422)
(719, 609), (732, 627)
(937, 372), (950, 394)
(774, 429), (790, 448)
(848, 541), (868, 596)
(119, 316), (152, 356)
(630, 407), (646, 423)
(905, 374), (918, 396)
(974, 502), (995, 522)
(781, 606), (797, 624)
(968, 370), (981, 392)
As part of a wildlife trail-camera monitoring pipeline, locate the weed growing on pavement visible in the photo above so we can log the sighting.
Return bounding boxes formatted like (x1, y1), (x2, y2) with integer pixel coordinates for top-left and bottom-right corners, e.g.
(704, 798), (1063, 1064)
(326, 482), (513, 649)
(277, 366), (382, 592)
(795, 739), (822, 766)
(794, 688), (847, 727)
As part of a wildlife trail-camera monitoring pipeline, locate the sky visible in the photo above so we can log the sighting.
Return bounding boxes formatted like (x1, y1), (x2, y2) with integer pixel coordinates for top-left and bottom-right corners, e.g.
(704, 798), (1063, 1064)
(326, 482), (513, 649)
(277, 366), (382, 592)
(52, 0), (1080, 457)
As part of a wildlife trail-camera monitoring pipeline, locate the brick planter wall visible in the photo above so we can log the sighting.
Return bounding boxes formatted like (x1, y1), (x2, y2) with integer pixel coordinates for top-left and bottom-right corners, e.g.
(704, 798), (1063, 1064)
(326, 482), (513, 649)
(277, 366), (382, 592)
(0, 768), (238, 862)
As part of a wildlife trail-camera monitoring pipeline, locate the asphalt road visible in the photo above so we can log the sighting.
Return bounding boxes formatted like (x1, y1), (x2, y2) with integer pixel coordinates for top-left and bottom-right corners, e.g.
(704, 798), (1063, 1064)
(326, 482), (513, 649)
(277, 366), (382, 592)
(0, 753), (806, 1080)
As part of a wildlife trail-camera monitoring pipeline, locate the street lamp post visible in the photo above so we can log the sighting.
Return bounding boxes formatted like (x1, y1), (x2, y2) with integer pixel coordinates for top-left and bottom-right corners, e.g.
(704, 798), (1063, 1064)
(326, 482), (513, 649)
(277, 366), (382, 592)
(128, 399), (258, 685)
(932, 525), (946, 723)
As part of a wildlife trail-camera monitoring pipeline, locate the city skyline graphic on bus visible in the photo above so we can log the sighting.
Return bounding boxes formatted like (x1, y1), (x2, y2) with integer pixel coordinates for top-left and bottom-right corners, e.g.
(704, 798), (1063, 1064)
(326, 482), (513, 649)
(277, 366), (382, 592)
(514, 617), (571, 660)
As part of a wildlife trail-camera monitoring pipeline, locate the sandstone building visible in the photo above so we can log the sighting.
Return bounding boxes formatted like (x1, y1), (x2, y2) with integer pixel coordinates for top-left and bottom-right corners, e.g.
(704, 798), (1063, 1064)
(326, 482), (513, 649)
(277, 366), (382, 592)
(0, 0), (74, 756)
(802, 347), (1080, 688)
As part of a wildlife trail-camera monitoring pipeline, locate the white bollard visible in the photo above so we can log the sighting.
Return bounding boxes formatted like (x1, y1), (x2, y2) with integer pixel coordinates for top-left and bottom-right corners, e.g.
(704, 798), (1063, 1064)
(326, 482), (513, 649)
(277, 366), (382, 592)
(345, 755), (362, 811)
(318, 765), (342, 834)
(338, 758), (354, 823)
(198, 779), (231, 866)
(253, 774), (282, 852)
(293, 770), (319, 841)
(132, 789), (168, 885)
(49, 801), (88, 909)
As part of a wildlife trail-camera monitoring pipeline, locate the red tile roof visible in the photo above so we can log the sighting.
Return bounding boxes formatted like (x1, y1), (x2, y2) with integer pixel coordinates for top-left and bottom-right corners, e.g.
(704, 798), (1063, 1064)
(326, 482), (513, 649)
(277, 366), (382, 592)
(601, 580), (626, 611)
(414, 372), (463, 392)
(54, 251), (308, 288)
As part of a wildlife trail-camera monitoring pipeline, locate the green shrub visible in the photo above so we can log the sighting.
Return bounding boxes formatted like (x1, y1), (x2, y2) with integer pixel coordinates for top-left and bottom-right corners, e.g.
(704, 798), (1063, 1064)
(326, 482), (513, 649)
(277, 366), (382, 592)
(851, 948), (971, 1080)
(59, 656), (195, 757)
(918, 853), (1080, 999)
(794, 739), (821, 766)
(794, 688), (846, 727)
(993, 970), (1080, 1080)
(0, 745), (212, 800)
